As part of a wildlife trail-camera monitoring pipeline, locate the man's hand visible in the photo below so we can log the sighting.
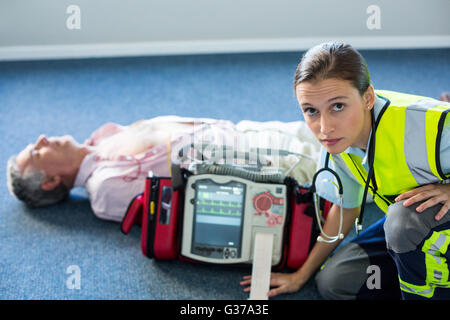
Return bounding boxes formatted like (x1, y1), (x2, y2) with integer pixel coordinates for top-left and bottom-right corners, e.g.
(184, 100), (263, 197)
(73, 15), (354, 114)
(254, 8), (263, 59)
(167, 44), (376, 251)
(240, 271), (305, 298)
(395, 183), (450, 221)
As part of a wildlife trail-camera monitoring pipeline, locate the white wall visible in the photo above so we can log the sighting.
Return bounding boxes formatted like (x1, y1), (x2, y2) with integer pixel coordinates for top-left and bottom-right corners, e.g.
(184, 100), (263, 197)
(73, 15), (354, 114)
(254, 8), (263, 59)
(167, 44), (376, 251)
(1, 0), (449, 61)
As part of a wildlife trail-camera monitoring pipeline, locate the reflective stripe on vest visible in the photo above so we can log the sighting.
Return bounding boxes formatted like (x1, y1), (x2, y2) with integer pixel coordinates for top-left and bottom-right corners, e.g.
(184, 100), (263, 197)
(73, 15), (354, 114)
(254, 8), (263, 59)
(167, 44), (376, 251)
(398, 277), (435, 298)
(422, 230), (450, 287)
(334, 90), (449, 213)
(398, 230), (450, 299)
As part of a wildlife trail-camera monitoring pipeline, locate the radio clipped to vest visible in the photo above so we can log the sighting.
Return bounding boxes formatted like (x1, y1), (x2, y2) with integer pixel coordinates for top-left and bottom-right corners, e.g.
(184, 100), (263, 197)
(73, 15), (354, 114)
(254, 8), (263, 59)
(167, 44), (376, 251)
(121, 145), (331, 270)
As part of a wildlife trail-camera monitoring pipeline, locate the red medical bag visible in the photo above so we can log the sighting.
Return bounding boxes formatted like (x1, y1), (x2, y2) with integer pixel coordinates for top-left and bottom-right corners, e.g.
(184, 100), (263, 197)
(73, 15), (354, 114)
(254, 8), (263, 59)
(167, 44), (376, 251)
(121, 174), (331, 270)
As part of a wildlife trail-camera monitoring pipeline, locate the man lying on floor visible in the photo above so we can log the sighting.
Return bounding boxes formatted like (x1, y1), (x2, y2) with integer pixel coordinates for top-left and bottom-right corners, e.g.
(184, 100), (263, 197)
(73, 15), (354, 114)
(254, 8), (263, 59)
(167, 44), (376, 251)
(6, 115), (320, 222)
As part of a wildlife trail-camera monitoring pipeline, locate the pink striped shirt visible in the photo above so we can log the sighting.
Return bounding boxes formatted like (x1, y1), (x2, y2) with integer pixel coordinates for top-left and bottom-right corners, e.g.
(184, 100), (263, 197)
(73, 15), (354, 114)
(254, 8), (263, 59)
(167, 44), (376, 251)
(73, 116), (236, 222)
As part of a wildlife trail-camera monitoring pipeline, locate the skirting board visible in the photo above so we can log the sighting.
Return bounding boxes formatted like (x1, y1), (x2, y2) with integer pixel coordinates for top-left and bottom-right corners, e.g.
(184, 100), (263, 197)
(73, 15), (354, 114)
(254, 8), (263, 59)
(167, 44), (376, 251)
(1, 35), (449, 61)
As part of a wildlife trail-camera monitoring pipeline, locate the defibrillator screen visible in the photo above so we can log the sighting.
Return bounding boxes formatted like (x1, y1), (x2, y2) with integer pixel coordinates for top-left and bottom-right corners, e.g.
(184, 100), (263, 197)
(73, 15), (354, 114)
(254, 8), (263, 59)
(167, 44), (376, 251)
(192, 179), (245, 258)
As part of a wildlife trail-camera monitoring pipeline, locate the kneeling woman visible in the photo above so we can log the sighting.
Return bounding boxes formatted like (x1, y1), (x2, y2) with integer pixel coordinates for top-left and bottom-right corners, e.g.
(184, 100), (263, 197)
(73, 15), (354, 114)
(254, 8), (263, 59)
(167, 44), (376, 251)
(242, 42), (450, 300)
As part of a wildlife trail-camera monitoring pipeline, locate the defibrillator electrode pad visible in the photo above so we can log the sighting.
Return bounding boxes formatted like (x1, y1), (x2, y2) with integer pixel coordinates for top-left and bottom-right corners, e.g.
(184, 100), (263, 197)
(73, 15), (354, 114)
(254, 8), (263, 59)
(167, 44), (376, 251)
(181, 174), (287, 265)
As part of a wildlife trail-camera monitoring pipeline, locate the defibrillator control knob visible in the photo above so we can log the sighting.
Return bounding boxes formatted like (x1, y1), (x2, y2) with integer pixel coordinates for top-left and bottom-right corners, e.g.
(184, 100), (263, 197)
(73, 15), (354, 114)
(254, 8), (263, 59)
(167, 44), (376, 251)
(223, 247), (237, 259)
(224, 248), (230, 258)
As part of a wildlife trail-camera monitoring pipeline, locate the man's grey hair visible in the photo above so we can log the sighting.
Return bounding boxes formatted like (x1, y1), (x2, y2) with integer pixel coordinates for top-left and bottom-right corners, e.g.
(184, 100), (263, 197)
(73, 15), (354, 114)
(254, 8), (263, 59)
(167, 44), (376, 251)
(6, 155), (70, 208)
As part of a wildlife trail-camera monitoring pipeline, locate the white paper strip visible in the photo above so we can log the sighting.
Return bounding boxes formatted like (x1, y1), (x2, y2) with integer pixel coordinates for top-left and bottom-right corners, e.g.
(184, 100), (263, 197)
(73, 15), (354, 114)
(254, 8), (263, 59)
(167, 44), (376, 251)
(249, 232), (274, 300)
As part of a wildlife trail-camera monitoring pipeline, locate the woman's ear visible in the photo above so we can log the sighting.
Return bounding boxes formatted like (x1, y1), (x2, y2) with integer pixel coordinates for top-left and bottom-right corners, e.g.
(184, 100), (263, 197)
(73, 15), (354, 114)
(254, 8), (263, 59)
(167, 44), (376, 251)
(41, 175), (62, 191)
(364, 85), (376, 110)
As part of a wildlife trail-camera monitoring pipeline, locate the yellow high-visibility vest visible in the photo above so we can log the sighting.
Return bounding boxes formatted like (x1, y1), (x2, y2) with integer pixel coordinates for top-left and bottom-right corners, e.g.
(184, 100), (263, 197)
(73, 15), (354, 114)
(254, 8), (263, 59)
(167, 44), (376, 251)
(332, 90), (450, 213)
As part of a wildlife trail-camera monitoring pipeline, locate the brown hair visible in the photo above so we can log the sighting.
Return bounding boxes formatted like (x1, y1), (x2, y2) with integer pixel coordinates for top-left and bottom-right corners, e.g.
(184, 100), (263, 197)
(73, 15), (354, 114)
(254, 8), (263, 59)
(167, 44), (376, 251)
(294, 42), (371, 96)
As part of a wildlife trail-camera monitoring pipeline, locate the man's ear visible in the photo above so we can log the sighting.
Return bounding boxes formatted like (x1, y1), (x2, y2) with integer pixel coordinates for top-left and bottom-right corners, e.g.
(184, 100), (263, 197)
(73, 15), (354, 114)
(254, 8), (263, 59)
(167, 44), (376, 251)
(364, 85), (376, 110)
(41, 175), (62, 191)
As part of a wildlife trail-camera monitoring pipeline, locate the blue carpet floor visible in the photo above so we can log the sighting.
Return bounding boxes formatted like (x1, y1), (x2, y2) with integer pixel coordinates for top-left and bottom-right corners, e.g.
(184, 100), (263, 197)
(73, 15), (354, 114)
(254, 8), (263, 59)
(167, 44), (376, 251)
(0, 48), (449, 300)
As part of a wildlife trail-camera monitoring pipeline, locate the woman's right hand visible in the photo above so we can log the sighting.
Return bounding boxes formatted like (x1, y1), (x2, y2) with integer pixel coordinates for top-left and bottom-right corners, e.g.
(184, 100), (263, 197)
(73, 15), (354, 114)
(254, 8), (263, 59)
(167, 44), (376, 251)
(240, 271), (306, 298)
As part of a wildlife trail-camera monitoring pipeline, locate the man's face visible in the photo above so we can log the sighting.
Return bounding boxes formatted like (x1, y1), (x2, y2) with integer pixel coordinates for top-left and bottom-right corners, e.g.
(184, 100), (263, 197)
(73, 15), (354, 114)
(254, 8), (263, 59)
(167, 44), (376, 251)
(16, 134), (80, 177)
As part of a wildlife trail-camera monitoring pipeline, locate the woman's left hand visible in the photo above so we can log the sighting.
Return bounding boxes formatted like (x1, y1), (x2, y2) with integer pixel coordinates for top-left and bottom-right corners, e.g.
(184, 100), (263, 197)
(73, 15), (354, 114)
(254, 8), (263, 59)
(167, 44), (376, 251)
(240, 271), (305, 298)
(395, 183), (450, 221)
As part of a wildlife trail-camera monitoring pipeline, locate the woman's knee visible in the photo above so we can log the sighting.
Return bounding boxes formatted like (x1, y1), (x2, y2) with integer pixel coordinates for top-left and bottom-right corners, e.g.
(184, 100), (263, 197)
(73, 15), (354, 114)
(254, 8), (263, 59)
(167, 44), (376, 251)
(384, 200), (439, 254)
(315, 242), (370, 300)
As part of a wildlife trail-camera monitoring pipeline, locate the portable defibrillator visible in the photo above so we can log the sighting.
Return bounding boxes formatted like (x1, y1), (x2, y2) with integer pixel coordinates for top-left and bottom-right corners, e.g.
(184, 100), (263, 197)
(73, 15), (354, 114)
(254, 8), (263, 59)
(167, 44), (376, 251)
(121, 158), (331, 270)
(182, 173), (287, 265)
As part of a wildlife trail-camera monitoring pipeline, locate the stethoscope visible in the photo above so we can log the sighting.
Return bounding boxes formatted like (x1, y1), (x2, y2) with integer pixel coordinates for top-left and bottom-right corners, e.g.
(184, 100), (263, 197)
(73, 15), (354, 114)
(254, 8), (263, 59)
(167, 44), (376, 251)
(309, 108), (376, 243)
(310, 153), (345, 243)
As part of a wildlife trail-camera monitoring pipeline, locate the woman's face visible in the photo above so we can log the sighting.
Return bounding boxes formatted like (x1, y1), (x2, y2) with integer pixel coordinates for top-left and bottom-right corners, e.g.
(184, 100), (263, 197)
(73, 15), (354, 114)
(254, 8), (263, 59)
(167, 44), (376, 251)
(296, 78), (373, 154)
(16, 134), (80, 177)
